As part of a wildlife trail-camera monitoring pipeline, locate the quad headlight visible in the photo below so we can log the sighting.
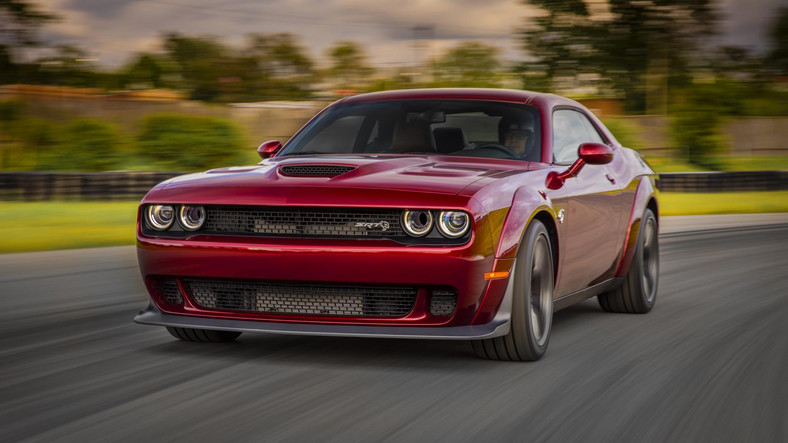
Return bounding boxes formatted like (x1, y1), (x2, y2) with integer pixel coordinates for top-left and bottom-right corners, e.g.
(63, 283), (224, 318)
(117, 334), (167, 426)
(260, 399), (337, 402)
(437, 211), (470, 238)
(402, 209), (434, 237)
(146, 205), (174, 230)
(401, 209), (471, 238)
(179, 205), (206, 231)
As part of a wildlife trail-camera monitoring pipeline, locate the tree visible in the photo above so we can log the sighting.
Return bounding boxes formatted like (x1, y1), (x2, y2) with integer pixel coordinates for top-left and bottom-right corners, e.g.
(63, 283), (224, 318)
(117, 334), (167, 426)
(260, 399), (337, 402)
(432, 41), (502, 88)
(162, 33), (247, 101)
(766, 7), (788, 76)
(520, 0), (717, 113)
(0, 0), (58, 83)
(245, 33), (315, 99)
(327, 41), (373, 90)
(121, 53), (172, 89)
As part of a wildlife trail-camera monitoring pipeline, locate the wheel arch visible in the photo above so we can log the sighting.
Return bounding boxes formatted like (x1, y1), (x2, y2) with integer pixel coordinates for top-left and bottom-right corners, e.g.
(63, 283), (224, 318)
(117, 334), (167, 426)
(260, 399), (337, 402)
(615, 175), (659, 277)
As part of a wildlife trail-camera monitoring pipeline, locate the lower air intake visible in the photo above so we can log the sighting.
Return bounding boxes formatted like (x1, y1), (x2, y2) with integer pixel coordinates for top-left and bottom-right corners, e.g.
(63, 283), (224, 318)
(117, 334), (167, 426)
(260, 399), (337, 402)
(186, 279), (417, 317)
(430, 289), (457, 316)
(156, 279), (183, 305)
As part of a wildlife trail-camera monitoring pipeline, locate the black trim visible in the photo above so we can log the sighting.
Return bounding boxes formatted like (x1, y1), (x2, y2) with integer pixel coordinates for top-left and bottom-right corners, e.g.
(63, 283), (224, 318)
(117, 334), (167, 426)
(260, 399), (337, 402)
(553, 277), (623, 311)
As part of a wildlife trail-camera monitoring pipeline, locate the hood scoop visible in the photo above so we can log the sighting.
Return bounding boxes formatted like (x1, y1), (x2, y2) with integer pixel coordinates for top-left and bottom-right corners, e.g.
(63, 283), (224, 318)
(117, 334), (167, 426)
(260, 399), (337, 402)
(279, 164), (356, 177)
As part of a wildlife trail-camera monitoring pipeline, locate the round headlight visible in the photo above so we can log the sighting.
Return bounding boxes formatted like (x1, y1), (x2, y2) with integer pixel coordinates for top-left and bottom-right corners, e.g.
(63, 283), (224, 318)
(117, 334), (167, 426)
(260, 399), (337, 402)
(147, 204), (174, 230)
(402, 210), (433, 237)
(179, 205), (206, 231)
(437, 211), (470, 238)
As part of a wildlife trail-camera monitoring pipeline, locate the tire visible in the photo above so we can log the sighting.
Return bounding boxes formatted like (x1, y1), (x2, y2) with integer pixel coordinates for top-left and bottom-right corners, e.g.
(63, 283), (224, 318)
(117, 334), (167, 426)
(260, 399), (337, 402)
(472, 219), (554, 361)
(166, 326), (242, 342)
(598, 208), (659, 314)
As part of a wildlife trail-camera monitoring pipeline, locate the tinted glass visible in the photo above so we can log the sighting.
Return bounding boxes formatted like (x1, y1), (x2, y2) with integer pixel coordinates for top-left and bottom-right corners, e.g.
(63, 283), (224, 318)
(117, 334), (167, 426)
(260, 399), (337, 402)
(280, 100), (542, 161)
(552, 109), (605, 164)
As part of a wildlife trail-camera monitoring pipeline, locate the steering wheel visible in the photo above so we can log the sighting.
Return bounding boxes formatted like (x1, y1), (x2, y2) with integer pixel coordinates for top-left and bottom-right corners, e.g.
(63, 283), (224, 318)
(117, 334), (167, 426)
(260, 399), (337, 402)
(473, 143), (518, 158)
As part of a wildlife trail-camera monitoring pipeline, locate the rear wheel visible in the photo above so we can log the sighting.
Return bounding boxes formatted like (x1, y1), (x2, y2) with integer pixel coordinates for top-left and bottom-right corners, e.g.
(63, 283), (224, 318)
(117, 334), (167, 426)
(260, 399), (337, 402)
(598, 208), (659, 313)
(472, 220), (554, 361)
(166, 326), (242, 342)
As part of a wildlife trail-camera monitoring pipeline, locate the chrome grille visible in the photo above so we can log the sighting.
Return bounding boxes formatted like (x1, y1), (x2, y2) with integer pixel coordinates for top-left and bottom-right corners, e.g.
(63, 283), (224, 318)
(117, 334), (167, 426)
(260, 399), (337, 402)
(430, 289), (457, 316)
(280, 165), (355, 177)
(202, 206), (405, 238)
(186, 279), (417, 317)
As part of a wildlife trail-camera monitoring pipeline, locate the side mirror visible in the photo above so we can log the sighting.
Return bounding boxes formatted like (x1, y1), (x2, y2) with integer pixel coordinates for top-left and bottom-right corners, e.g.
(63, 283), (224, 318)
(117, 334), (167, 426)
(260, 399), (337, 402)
(578, 142), (613, 165)
(546, 143), (613, 190)
(258, 140), (282, 159)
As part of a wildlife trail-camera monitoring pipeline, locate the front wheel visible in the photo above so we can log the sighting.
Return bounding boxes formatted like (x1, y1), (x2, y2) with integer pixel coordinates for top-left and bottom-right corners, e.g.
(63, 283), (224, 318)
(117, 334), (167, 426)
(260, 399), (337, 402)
(598, 208), (659, 313)
(472, 219), (554, 361)
(166, 326), (242, 342)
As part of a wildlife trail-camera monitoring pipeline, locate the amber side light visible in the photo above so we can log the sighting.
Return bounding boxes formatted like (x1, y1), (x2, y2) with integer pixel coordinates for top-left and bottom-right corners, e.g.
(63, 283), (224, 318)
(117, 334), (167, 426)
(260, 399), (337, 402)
(484, 271), (510, 280)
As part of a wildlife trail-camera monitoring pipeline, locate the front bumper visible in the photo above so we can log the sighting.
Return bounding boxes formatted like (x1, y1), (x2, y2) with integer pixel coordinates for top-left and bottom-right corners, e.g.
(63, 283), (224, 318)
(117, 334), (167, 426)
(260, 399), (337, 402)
(134, 299), (511, 340)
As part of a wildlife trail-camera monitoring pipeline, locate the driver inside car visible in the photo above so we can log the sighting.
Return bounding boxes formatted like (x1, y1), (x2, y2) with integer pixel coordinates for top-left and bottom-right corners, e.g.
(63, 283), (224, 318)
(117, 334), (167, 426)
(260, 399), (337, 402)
(498, 114), (536, 159)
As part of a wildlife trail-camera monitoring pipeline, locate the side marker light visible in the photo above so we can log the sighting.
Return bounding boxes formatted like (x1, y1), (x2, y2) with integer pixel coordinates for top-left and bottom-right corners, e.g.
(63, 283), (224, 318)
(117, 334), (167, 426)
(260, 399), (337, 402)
(484, 271), (510, 280)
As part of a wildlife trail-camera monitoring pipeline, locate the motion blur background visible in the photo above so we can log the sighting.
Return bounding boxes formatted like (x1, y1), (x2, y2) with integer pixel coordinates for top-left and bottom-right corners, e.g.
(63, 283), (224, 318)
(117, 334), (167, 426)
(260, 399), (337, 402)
(0, 0), (787, 247)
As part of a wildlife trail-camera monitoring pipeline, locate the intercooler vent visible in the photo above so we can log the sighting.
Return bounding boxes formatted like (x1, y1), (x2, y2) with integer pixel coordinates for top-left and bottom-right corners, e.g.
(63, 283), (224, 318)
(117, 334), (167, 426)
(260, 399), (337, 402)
(279, 164), (356, 177)
(430, 289), (457, 316)
(156, 279), (183, 305)
(186, 279), (418, 317)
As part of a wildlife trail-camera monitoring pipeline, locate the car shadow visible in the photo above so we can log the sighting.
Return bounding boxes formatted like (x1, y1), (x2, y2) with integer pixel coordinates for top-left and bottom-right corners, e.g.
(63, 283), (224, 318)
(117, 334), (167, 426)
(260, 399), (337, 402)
(141, 298), (609, 369)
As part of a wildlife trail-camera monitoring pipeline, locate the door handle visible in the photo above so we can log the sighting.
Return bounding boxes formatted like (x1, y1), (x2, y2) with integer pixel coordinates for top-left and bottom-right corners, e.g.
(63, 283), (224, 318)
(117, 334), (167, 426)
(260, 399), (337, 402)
(605, 173), (616, 184)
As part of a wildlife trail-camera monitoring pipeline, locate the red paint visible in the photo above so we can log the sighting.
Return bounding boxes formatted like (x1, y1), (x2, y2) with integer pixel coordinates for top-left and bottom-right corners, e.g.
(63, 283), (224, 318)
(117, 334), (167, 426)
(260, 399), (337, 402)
(257, 140), (282, 159)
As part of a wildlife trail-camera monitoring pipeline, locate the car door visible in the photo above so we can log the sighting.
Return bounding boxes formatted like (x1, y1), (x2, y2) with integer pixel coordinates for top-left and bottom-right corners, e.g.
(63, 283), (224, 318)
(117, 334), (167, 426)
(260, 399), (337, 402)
(547, 108), (625, 297)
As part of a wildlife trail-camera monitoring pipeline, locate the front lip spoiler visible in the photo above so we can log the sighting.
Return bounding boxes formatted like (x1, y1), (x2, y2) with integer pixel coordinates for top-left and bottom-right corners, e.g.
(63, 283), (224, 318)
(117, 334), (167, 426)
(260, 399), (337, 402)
(134, 302), (510, 340)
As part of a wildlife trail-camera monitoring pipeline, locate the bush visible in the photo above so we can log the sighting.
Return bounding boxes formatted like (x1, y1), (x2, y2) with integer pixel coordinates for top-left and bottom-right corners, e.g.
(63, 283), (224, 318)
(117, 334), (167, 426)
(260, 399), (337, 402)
(57, 119), (124, 171)
(601, 117), (644, 149)
(137, 114), (246, 170)
(670, 84), (729, 170)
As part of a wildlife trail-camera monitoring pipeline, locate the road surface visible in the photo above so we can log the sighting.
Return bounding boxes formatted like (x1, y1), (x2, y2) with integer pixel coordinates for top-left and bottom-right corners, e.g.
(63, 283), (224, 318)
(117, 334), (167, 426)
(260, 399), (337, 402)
(1, 215), (787, 442)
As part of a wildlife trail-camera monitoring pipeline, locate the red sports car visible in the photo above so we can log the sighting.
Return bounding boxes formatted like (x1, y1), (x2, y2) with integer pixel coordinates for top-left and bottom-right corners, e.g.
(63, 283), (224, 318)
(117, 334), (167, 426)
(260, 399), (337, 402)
(134, 88), (659, 361)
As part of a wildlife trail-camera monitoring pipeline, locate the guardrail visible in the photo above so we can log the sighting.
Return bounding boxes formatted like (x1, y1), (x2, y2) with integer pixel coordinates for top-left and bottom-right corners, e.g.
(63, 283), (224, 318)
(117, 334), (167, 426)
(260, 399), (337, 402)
(658, 171), (788, 192)
(1, 170), (787, 201)
(0, 171), (181, 201)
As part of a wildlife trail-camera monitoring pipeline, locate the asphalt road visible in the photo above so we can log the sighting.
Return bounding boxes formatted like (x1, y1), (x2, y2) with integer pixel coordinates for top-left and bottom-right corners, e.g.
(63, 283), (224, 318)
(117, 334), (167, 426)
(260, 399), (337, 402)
(1, 216), (787, 442)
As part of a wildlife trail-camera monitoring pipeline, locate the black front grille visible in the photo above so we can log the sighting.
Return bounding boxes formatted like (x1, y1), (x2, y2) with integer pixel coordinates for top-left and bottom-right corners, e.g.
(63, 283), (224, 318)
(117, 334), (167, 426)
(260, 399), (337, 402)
(202, 206), (405, 238)
(280, 165), (355, 177)
(186, 279), (418, 317)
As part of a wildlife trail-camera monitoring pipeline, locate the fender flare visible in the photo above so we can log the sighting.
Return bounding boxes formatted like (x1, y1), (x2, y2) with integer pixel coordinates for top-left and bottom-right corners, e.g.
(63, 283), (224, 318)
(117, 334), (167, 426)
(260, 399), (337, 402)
(471, 186), (557, 325)
(615, 175), (659, 277)
(494, 186), (556, 259)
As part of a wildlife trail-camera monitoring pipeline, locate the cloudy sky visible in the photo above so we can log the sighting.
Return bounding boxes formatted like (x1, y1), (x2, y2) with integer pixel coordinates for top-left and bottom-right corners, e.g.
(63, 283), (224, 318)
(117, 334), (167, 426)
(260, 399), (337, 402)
(37, 0), (786, 68)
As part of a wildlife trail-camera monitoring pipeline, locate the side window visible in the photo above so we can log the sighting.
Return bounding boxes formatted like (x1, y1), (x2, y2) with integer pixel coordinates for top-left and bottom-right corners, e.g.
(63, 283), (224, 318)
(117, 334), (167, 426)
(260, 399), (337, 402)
(301, 115), (365, 153)
(552, 109), (605, 164)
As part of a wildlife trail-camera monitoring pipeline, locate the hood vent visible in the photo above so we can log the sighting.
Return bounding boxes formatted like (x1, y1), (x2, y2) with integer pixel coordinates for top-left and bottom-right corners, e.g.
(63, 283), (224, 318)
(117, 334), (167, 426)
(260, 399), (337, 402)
(279, 164), (356, 177)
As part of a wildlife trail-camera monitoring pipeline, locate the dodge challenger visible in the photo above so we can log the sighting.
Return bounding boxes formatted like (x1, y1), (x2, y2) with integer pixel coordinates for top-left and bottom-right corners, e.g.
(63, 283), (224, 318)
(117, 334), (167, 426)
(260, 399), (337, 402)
(134, 88), (659, 361)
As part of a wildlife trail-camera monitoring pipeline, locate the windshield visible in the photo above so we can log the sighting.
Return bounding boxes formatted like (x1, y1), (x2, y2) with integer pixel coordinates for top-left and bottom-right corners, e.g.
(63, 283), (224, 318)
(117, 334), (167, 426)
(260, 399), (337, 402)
(280, 100), (542, 161)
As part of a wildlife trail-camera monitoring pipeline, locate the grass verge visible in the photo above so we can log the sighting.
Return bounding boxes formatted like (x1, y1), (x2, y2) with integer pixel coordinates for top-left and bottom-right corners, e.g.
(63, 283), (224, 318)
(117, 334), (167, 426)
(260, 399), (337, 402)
(659, 191), (788, 216)
(2, 193), (788, 253)
(0, 202), (138, 253)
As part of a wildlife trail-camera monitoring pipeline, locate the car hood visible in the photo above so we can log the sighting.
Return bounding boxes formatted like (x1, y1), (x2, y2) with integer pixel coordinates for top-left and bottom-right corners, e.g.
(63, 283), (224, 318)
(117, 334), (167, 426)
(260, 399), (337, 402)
(148, 155), (542, 203)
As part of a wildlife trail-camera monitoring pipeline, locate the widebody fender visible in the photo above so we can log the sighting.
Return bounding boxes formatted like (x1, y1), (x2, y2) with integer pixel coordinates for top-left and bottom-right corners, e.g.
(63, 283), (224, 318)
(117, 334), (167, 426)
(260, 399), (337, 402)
(615, 175), (658, 277)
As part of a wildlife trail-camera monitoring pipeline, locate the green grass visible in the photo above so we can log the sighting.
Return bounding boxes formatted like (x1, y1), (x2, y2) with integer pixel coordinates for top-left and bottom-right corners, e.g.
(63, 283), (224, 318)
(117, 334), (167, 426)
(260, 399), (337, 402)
(659, 191), (788, 216)
(0, 202), (139, 253)
(2, 194), (788, 253)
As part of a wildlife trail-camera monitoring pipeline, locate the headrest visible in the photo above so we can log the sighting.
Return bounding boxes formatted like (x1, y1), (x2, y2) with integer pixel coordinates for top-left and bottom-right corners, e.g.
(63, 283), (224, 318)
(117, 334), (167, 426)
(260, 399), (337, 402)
(392, 118), (435, 153)
(433, 127), (468, 154)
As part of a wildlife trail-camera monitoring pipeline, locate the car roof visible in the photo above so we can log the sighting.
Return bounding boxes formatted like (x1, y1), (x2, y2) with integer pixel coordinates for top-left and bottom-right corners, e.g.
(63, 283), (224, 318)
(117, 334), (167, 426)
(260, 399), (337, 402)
(340, 88), (579, 109)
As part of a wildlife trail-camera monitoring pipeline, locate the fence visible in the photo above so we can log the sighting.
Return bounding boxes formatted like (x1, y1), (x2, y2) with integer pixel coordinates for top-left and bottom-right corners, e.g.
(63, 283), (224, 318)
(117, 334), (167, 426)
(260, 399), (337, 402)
(1, 170), (788, 201)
